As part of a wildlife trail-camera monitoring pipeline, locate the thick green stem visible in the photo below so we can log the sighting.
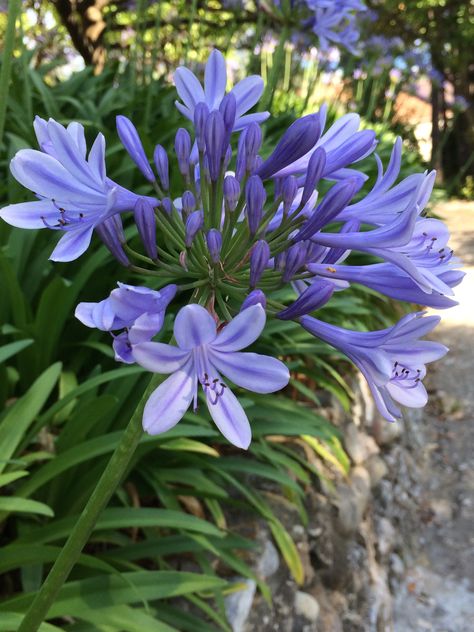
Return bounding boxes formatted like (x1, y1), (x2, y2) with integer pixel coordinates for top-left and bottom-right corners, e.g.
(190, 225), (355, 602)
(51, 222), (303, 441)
(0, 0), (21, 147)
(17, 374), (162, 632)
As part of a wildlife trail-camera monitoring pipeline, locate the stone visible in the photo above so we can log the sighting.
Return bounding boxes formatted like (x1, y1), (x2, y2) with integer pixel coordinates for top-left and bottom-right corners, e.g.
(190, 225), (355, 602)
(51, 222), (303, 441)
(256, 538), (279, 579)
(372, 416), (403, 446)
(376, 517), (397, 558)
(344, 423), (380, 465)
(336, 467), (371, 534)
(366, 454), (389, 487)
(294, 591), (320, 622)
(224, 578), (256, 632)
(429, 498), (453, 523)
(390, 553), (405, 578)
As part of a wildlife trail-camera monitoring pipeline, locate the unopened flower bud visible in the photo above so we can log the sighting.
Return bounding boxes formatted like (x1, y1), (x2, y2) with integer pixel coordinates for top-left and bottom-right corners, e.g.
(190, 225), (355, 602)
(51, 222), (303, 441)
(245, 122), (262, 171)
(182, 190), (196, 217)
(205, 111), (226, 181)
(134, 198), (157, 260)
(219, 93), (237, 143)
(116, 115), (155, 182)
(257, 113), (322, 180)
(175, 128), (192, 176)
(250, 240), (270, 287)
(194, 103), (210, 152)
(96, 215), (130, 267)
(240, 289), (267, 311)
(281, 176), (298, 215)
(277, 279), (335, 320)
(206, 229), (222, 263)
(282, 242), (307, 282)
(245, 175), (267, 236)
(301, 147), (326, 207)
(161, 197), (172, 215)
(153, 144), (169, 190)
(224, 175), (240, 211)
(185, 210), (204, 247)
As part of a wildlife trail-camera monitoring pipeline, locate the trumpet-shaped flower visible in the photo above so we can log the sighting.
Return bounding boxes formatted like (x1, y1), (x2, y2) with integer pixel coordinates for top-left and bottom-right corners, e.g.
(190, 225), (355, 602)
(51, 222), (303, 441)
(301, 312), (447, 421)
(0, 117), (155, 261)
(272, 107), (377, 182)
(174, 49), (269, 131)
(132, 304), (290, 449)
(75, 283), (177, 363)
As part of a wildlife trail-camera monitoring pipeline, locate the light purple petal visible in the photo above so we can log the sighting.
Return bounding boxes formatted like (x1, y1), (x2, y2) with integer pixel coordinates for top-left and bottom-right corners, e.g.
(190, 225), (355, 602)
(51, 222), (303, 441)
(0, 199), (59, 229)
(46, 119), (102, 189)
(210, 350), (289, 394)
(66, 121), (87, 158)
(204, 49), (227, 110)
(132, 341), (191, 373)
(212, 304), (266, 352)
(92, 298), (116, 330)
(231, 75), (264, 118)
(174, 304), (217, 350)
(318, 113), (361, 152)
(387, 380), (428, 408)
(49, 224), (94, 262)
(206, 385), (251, 449)
(142, 359), (196, 434)
(128, 312), (165, 344)
(174, 67), (205, 110)
(233, 112), (270, 131)
(88, 133), (106, 182)
(174, 100), (193, 121)
(10, 150), (106, 207)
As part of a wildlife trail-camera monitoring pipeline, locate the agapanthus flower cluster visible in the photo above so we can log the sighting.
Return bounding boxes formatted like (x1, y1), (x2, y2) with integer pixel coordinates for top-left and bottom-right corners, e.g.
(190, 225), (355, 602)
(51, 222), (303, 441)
(1, 50), (462, 449)
(271, 0), (366, 54)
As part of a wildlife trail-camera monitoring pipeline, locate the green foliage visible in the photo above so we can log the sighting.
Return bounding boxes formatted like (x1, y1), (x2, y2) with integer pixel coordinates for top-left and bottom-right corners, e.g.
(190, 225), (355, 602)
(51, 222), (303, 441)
(0, 30), (428, 630)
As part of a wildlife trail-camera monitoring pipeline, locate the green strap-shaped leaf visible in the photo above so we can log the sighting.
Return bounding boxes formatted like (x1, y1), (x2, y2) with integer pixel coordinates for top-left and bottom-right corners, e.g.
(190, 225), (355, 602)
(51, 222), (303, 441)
(0, 497), (53, 517)
(0, 339), (33, 364)
(0, 362), (61, 475)
(0, 571), (228, 615)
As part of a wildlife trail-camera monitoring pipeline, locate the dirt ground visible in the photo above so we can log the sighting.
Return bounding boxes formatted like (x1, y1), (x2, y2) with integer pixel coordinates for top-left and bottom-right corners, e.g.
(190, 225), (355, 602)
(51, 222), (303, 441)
(393, 200), (474, 632)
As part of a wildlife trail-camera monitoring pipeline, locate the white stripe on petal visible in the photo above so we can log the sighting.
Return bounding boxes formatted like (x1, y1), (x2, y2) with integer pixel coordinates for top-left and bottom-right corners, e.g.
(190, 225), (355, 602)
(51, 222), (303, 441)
(212, 304), (265, 352)
(49, 225), (94, 262)
(133, 341), (190, 373)
(142, 359), (196, 435)
(174, 304), (217, 350)
(174, 67), (205, 110)
(204, 49), (227, 110)
(209, 350), (289, 394)
(206, 384), (251, 449)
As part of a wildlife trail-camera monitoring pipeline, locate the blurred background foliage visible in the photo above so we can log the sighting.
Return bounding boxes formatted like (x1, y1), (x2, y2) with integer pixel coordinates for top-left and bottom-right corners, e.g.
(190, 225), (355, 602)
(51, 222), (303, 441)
(0, 1), (471, 630)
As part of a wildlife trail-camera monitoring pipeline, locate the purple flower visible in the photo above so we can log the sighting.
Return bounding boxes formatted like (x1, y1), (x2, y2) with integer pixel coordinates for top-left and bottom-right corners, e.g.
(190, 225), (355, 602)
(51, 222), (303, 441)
(0, 117), (155, 261)
(174, 49), (269, 132)
(338, 139), (436, 226)
(271, 107), (376, 182)
(132, 304), (290, 448)
(301, 311), (447, 421)
(308, 261), (464, 309)
(257, 113), (323, 180)
(75, 283), (177, 363)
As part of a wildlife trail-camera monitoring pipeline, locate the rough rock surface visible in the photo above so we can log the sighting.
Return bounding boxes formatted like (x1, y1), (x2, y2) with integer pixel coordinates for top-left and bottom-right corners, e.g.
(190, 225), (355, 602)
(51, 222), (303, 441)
(223, 201), (474, 632)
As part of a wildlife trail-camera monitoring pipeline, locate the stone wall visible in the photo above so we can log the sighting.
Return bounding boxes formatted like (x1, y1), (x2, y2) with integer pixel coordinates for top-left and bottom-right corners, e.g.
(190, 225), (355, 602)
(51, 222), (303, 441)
(224, 375), (428, 632)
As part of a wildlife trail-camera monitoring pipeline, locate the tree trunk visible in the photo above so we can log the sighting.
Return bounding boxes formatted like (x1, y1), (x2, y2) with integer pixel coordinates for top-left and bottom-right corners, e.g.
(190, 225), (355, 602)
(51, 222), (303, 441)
(52, 0), (109, 73)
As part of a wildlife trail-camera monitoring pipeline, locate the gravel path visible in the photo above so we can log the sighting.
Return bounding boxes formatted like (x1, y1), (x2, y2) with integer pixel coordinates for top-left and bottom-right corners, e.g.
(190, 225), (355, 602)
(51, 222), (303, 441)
(393, 200), (474, 632)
